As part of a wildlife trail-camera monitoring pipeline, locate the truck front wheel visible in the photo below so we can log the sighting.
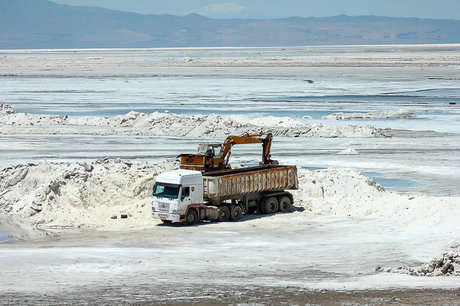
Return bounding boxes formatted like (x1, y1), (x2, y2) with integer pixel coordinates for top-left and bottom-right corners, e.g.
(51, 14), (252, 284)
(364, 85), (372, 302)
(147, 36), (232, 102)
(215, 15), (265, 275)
(278, 196), (292, 212)
(185, 209), (198, 225)
(262, 197), (279, 214)
(218, 205), (230, 222)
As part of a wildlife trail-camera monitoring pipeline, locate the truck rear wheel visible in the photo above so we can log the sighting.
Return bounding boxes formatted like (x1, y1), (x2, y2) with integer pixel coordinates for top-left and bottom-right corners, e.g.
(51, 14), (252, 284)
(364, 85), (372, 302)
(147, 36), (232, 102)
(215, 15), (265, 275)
(278, 196), (292, 212)
(230, 205), (243, 221)
(218, 205), (230, 222)
(262, 197), (279, 214)
(185, 209), (198, 225)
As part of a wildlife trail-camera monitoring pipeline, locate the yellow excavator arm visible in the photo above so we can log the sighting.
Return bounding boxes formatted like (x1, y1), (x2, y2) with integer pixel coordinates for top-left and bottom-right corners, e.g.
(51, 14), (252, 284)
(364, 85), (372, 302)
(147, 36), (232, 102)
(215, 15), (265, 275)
(179, 133), (277, 172)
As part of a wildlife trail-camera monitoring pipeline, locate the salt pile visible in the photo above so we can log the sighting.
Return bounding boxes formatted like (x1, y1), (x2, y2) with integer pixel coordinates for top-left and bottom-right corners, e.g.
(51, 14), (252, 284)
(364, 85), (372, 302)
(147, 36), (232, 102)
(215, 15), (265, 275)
(2, 160), (459, 235)
(376, 246), (460, 277)
(293, 168), (384, 201)
(0, 104), (387, 138)
(0, 104), (17, 115)
(292, 168), (460, 226)
(0, 158), (177, 230)
(322, 109), (416, 120)
(337, 148), (359, 155)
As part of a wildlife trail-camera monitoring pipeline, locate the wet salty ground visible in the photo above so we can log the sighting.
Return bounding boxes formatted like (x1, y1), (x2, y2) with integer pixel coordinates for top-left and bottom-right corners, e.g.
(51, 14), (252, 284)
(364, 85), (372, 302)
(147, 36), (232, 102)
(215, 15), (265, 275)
(2, 287), (460, 305)
(1, 216), (459, 303)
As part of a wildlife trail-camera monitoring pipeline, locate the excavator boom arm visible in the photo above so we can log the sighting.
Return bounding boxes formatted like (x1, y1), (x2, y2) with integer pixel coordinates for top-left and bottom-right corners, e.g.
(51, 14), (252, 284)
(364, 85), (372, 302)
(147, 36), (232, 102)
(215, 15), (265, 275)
(219, 133), (274, 165)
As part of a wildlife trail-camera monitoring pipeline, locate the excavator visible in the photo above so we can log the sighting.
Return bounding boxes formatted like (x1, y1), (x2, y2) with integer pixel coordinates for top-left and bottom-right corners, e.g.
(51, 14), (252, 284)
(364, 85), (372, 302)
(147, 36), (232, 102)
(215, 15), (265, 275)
(179, 133), (278, 172)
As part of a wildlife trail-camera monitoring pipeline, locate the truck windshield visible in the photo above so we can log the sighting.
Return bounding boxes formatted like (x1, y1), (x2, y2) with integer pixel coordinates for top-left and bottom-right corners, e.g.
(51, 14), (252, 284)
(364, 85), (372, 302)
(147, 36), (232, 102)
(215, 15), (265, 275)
(153, 183), (180, 199)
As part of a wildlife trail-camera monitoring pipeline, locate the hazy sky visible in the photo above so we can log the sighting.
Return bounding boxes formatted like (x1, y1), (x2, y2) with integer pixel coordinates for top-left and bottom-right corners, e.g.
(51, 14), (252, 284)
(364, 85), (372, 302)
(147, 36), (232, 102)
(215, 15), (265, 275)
(50, 0), (460, 20)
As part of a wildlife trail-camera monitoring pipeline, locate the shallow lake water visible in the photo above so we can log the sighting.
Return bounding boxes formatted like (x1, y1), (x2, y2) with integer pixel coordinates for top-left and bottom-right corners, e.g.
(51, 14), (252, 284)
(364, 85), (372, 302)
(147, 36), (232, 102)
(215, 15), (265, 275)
(0, 227), (15, 243)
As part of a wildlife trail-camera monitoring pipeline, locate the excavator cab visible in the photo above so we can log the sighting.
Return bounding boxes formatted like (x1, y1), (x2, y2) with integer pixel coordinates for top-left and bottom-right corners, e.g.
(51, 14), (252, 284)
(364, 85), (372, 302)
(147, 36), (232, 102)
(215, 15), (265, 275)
(197, 143), (223, 158)
(179, 133), (277, 172)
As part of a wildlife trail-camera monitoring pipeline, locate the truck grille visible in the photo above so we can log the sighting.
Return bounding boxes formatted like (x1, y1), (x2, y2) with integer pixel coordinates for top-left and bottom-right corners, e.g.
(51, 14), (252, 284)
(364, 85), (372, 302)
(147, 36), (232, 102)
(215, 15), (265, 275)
(158, 202), (170, 211)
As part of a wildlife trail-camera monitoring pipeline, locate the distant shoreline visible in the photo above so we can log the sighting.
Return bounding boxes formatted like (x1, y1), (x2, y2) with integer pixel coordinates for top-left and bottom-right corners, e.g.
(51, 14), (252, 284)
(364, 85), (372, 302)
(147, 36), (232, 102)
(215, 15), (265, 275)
(2, 43), (460, 52)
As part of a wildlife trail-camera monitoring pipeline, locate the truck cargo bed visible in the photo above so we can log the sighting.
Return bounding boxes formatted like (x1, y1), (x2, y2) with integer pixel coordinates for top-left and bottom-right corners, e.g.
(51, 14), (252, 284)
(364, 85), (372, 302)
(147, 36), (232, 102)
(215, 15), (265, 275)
(203, 165), (298, 201)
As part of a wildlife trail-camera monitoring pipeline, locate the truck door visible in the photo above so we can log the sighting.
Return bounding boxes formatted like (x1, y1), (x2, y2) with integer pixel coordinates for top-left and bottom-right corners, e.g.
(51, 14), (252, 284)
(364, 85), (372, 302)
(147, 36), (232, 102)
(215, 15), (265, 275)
(181, 186), (191, 206)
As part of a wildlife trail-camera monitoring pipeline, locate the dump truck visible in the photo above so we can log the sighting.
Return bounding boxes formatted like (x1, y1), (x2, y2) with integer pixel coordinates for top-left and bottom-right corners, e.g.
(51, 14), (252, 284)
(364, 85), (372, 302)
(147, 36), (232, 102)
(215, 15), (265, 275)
(152, 164), (298, 225)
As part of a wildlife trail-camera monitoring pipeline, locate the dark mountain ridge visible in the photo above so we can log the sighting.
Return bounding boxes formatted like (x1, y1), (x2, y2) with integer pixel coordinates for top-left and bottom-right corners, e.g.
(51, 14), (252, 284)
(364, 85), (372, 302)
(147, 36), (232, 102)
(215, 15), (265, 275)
(1, 0), (459, 49)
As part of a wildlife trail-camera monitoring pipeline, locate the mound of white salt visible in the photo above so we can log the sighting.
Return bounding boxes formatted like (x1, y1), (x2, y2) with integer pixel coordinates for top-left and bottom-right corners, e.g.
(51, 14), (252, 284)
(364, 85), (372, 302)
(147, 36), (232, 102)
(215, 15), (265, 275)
(2, 160), (459, 233)
(376, 245), (460, 277)
(0, 103), (17, 115)
(293, 168), (385, 200)
(322, 109), (416, 120)
(292, 168), (460, 226)
(0, 158), (177, 229)
(0, 104), (387, 138)
(337, 148), (359, 155)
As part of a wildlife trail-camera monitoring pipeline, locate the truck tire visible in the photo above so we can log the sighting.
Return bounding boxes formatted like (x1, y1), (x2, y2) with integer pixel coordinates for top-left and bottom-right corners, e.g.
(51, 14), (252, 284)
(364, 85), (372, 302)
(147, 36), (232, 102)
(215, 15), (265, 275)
(278, 196), (292, 212)
(185, 209), (198, 225)
(218, 205), (230, 222)
(262, 197), (279, 214)
(230, 205), (243, 221)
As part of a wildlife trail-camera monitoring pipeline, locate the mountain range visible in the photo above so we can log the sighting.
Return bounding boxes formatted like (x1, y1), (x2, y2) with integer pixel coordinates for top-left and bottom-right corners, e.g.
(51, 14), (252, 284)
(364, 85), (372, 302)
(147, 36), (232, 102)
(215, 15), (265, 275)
(1, 0), (460, 49)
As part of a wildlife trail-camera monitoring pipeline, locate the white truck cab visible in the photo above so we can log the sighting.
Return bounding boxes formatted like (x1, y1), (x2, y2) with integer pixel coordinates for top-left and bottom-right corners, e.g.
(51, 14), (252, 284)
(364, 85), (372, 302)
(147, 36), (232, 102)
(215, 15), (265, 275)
(152, 169), (203, 223)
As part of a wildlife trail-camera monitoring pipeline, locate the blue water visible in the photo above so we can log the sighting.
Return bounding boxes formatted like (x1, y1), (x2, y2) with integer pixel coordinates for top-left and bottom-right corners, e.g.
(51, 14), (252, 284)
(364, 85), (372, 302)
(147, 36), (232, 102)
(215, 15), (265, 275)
(301, 167), (422, 193)
(303, 166), (327, 171)
(3, 66), (459, 119)
(0, 227), (15, 243)
(254, 94), (459, 104)
(362, 171), (422, 192)
(15, 91), (458, 118)
(391, 88), (460, 97)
